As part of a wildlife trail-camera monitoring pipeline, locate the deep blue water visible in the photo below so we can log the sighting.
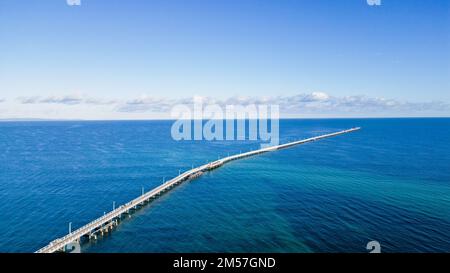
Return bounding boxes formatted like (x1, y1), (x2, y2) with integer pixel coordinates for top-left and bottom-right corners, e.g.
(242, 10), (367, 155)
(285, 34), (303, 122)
(0, 119), (449, 253)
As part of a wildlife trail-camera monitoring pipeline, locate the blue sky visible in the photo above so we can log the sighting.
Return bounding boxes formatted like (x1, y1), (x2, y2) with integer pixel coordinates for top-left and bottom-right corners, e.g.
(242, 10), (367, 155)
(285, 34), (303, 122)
(0, 0), (449, 119)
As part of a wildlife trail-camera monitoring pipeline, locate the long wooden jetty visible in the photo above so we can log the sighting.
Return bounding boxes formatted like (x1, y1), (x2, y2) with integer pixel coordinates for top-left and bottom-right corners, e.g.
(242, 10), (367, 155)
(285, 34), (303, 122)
(35, 127), (360, 253)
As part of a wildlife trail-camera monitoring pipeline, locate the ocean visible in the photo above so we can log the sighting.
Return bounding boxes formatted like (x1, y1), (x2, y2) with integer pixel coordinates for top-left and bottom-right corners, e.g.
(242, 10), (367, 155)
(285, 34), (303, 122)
(0, 118), (449, 253)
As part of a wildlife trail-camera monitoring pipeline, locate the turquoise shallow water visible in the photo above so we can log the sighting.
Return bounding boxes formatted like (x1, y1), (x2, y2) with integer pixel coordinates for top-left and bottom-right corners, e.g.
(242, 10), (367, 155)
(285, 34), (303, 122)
(0, 119), (449, 252)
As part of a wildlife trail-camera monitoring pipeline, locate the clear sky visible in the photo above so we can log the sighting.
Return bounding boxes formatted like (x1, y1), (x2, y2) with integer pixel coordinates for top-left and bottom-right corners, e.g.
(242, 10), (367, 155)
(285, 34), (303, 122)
(0, 0), (449, 119)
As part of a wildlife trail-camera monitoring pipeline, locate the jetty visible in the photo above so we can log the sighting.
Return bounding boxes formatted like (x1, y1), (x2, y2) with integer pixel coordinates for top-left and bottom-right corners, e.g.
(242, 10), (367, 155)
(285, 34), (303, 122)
(35, 127), (360, 253)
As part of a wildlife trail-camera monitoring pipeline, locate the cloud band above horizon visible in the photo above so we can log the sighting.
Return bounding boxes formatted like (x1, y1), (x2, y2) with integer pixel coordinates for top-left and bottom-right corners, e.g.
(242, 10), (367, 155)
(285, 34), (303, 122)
(0, 92), (447, 119)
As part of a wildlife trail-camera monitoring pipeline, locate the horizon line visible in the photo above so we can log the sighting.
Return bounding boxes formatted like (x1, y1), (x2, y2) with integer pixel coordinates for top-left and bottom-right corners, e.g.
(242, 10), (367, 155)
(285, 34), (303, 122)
(1, 116), (450, 122)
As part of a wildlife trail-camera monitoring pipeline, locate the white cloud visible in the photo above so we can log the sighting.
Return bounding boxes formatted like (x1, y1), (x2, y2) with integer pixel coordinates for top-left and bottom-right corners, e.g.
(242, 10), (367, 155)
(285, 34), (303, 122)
(116, 95), (179, 112)
(17, 95), (117, 105)
(115, 92), (450, 116)
(17, 96), (40, 104)
(13, 92), (450, 118)
(39, 95), (83, 105)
